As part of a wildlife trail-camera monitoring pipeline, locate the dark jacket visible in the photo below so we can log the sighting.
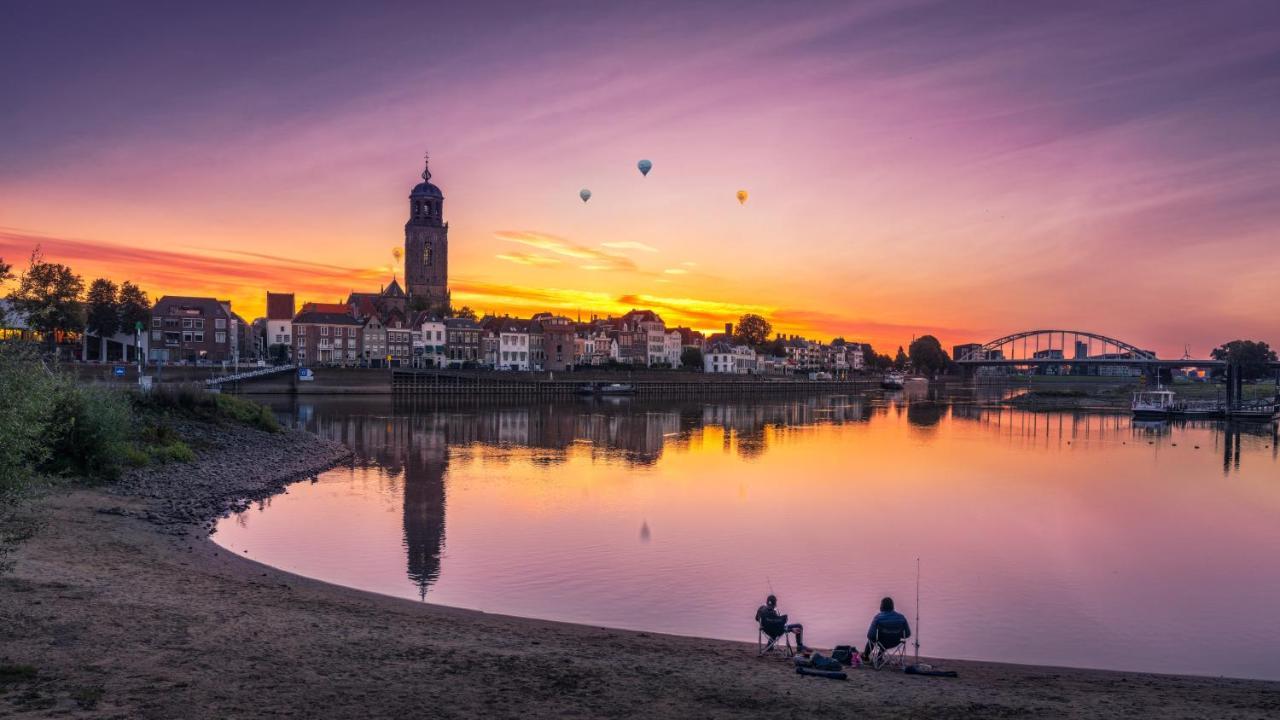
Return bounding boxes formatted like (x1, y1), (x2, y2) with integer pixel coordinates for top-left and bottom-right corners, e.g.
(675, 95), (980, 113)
(867, 610), (911, 641)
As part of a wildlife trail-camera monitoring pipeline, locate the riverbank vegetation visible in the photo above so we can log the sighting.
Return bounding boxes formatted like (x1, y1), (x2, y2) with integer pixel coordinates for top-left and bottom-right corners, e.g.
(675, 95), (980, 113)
(0, 341), (278, 501)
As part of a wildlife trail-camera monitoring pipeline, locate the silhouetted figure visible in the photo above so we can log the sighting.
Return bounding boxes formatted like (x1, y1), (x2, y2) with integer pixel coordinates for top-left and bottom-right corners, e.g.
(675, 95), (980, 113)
(755, 594), (807, 652)
(861, 596), (911, 662)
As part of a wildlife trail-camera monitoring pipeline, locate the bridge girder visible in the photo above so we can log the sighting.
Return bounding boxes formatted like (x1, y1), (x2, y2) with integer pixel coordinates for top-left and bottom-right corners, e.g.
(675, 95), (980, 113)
(956, 329), (1157, 363)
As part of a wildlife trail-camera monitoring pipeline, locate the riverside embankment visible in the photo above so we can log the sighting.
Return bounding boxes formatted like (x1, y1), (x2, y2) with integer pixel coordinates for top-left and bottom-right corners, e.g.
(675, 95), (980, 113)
(2, 417), (1278, 718)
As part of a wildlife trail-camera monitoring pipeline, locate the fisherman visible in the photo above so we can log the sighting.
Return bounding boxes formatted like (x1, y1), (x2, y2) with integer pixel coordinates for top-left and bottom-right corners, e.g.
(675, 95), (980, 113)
(755, 594), (807, 652)
(861, 596), (911, 662)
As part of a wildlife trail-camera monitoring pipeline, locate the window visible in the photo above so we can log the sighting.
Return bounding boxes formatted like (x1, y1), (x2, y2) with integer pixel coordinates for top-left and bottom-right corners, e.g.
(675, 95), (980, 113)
(348, 327), (356, 337)
(182, 319), (193, 329)
(151, 317), (161, 328)
(215, 332), (226, 344)
(194, 332), (204, 342)
(182, 332), (193, 342)
(423, 244), (432, 266)
(320, 326), (330, 337)
(151, 330), (161, 341)
(298, 326), (307, 336)
(275, 334), (283, 343)
(195, 319), (205, 330)
(215, 318), (226, 329)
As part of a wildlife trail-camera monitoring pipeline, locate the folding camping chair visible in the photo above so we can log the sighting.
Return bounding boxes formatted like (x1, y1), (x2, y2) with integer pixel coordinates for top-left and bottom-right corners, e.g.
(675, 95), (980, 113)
(870, 625), (911, 671)
(871, 625), (909, 670)
(757, 617), (796, 657)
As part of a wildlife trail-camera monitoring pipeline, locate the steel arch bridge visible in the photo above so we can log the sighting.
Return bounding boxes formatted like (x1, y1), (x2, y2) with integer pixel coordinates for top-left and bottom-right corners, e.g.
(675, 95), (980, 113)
(955, 330), (1158, 364)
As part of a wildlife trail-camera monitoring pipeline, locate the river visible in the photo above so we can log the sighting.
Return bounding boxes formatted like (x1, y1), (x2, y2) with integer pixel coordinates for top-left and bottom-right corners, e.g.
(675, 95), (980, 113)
(213, 390), (1280, 680)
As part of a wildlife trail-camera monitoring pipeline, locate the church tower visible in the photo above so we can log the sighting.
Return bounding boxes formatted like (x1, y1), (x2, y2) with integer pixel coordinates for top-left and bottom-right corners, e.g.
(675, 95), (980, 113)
(404, 152), (449, 307)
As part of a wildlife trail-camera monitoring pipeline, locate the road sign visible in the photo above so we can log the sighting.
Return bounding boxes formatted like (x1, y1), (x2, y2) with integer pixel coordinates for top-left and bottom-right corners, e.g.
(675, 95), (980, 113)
(113, 366), (126, 377)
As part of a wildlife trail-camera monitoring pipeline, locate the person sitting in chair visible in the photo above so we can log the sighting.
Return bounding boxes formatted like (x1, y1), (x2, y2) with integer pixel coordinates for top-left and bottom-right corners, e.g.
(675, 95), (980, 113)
(861, 596), (911, 662)
(755, 594), (807, 652)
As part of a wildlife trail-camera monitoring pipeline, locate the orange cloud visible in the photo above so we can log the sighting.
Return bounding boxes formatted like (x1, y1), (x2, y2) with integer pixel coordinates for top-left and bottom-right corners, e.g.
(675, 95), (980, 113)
(495, 252), (561, 266)
(0, 229), (390, 319)
(494, 230), (636, 271)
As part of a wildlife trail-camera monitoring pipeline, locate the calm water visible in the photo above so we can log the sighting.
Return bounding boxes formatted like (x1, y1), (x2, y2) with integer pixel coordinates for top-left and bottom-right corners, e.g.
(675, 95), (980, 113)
(213, 391), (1280, 680)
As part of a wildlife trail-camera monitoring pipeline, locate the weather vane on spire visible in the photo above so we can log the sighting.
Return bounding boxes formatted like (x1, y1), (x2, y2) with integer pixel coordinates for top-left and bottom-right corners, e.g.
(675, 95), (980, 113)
(422, 150), (432, 182)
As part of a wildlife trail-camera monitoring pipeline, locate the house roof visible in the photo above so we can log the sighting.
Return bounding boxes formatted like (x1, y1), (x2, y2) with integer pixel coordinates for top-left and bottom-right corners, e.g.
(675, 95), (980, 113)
(153, 296), (231, 319)
(265, 292), (295, 320)
(295, 302), (360, 325)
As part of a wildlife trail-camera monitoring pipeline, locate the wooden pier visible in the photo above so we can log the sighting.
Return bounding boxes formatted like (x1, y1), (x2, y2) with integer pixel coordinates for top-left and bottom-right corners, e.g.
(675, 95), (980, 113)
(391, 370), (879, 399)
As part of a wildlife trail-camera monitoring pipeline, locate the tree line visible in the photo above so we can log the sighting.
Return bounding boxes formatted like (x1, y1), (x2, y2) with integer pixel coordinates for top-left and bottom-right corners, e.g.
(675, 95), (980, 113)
(2, 248), (150, 354)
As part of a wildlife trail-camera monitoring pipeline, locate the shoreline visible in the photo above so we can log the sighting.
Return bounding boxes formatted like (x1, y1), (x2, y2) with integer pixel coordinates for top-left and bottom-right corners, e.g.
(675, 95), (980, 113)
(3, 422), (1278, 718)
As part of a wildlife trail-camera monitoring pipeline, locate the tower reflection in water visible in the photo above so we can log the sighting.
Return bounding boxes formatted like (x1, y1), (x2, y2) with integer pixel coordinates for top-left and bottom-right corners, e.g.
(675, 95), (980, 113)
(272, 394), (1274, 598)
(276, 395), (872, 596)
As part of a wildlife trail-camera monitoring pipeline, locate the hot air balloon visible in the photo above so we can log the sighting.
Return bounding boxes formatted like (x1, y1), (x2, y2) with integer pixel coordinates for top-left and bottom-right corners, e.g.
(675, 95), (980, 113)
(637, 159), (652, 177)
(736, 189), (748, 205)
(392, 247), (403, 261)
(580, 188), (592, 203)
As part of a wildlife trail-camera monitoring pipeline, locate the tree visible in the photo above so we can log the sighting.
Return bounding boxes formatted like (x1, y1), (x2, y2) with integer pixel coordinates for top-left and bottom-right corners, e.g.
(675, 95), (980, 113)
(680, 346), (704, 370)
(117, 281), (151, 331)
(408, 295), (430, 313)
(893, 346), (908, 370)
(0, 257), (12, 283)
(908, 335), (951, 378)
(735, 313), (772, 347)
(454, 306), (477, 321)
(1211, 340), (1278, 381)
(84, 278), (120, 361)
(6, 247), (84, 351)
(859, 343), (893, 372)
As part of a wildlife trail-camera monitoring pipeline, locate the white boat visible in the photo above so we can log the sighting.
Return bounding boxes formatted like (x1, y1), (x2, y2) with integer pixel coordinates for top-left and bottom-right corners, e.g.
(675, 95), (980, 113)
(881, 372), (905, 390)
(1131, 389), (1176, 419)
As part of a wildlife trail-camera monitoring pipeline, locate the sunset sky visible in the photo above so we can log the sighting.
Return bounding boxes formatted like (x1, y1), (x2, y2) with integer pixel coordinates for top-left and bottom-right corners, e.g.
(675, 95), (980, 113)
(2, 0), (1277, 356)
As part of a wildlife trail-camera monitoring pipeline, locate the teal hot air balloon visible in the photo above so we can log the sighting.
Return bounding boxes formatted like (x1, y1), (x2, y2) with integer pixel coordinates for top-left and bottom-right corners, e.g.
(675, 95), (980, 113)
(579, 188), (592, 203)
(637, 159), (652, 177)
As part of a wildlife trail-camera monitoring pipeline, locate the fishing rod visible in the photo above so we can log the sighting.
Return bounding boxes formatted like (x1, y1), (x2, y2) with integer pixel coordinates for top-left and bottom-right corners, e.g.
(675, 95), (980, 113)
(914, 557), (921, 667)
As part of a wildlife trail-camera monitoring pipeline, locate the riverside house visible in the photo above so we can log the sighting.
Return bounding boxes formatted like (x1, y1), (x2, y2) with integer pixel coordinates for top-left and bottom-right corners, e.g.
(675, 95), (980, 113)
(293, 303), (362, 367)
(443, 317), (482, 367)
(148, 296), (236, 364)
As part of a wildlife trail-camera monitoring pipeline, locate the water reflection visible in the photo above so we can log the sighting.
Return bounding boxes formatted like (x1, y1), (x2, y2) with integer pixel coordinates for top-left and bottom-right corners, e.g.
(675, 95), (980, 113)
(217, 394), (1280, 680)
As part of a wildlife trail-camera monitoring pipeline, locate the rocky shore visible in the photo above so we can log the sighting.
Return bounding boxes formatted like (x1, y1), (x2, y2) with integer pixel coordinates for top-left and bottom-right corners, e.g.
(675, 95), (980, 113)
(2, 419), (1278, 718)
(107, 419), (353, 534)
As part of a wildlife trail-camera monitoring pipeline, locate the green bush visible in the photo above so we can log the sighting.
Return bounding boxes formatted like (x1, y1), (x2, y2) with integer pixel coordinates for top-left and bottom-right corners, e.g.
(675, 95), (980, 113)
(43, 381), (133, 483)
(213, 393), (281, 433)
(0, 342), (57, 493)
(134, 384), (280, 433)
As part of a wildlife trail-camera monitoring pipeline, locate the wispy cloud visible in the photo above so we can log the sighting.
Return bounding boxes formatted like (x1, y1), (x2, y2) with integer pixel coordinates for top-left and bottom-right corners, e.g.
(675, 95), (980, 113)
(663, 268), (688, 275)
(495, 252), (561, 266)
(601, 241), (658, 252)
(494, 230), (636, 271)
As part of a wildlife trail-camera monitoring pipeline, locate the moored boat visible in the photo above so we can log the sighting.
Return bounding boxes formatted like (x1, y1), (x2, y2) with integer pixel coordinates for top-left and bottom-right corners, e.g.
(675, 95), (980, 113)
(1132, 389), (1176, 419)
(881, 372), (905, 390)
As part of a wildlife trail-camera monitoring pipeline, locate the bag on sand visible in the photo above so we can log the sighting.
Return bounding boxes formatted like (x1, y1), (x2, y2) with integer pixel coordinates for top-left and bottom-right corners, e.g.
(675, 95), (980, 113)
(809, 653), (843, 672)
(831, 645), (854, 665)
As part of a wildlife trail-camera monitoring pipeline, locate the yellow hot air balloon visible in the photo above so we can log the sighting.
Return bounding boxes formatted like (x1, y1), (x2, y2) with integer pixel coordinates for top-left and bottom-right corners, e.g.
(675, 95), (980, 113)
(392, 246), (404, 261)
(736, 189), (748, 205)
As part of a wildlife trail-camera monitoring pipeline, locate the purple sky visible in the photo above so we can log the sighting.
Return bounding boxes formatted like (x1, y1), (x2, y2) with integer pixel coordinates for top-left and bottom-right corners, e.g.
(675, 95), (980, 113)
(2, 1), (1278, 353)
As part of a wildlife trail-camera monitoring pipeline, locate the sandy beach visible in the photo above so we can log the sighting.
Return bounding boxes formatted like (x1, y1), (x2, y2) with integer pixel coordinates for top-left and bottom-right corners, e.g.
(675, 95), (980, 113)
(2, 424), (1277, 719)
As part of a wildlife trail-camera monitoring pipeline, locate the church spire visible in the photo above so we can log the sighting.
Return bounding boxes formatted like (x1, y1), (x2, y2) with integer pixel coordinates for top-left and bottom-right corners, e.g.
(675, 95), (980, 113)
(421, 150), (432, 183)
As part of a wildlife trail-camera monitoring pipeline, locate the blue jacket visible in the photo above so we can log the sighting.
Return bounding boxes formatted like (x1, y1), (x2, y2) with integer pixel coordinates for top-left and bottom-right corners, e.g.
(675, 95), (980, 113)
(867, 610), (911, 641)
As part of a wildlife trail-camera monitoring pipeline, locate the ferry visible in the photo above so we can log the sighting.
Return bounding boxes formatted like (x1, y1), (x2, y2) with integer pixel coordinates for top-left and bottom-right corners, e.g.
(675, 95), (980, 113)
(1131, 389), (1177, 419)
(881, 372), (905, 390)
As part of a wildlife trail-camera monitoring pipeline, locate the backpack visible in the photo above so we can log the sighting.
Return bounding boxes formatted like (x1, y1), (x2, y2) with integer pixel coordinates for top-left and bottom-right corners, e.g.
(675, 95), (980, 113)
(831, 645), (854, 665)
